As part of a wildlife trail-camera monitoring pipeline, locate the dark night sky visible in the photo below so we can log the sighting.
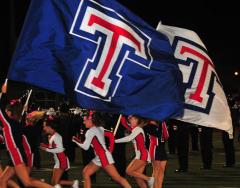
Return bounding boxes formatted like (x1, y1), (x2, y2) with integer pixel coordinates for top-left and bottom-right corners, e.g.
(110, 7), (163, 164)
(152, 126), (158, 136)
(1, 0), (240, 92)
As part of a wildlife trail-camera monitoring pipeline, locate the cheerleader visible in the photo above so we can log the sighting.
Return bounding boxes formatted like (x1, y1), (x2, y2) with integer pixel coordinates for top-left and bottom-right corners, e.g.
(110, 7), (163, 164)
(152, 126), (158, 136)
(143, 120), (168, 188)
(0, 132), (20, 188)
(23, 110), (46, 171)
(72, 111), (131, 188)
(40, 117), (79, 188)
(0, 84), (53, 188)
(115, 115), (154, 188)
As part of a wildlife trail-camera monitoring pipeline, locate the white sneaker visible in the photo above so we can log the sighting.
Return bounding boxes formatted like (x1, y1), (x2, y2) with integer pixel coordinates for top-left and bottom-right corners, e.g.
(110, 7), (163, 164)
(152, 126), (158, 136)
(147, 177), (154, 188)
(72, 179), (79, 188)
(54, 184), (62, 188)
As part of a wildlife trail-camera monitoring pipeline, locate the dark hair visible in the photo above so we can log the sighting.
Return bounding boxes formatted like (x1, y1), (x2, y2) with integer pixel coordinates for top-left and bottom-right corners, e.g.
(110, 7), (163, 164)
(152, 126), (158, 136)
(5, 99), (23, 121)
(91, 111), (106, 127)
(131, 115), (148, 125)
(43, 117), (59, 131)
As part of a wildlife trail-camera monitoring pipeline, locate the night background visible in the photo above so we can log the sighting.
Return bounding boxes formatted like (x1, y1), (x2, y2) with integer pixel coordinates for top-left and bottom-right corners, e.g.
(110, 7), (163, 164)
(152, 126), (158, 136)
(1, 0), (240, 94)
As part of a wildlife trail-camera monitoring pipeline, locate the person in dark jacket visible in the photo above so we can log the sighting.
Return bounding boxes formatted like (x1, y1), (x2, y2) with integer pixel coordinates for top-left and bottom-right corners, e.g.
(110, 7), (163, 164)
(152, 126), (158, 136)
(174, 120), (190, 173)
(198, 126), (213, 170)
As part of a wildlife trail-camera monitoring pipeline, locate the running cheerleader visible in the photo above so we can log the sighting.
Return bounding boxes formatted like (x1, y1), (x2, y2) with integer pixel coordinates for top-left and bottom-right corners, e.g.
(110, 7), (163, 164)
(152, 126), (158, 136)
(72, 111), (131, 188)
(115, 115), (154, 188)
(22, 110), (46, 172)
(0, 132), (20, 188)
(40, 117), (79, 188)
(143, 120), (168, 188)
(0, 84), (53, 188)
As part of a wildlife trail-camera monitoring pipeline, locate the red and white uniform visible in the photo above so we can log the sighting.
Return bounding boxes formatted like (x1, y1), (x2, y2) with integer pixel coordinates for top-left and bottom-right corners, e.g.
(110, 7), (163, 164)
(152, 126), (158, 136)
(22, 122), (40, 168)
(144, 122), (168, 161)
(22, 134), (34, 168)
(45, 132), (70, 170)
(0, 95), (26, 166)
(115, 126), (149, 161)
(73, 126), (114, 168)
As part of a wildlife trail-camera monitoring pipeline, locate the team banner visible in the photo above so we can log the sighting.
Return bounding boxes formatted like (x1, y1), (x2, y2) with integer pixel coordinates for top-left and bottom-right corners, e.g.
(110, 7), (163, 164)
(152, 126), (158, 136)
(157, 22), (233, 135)
(7, 0), (184, 120)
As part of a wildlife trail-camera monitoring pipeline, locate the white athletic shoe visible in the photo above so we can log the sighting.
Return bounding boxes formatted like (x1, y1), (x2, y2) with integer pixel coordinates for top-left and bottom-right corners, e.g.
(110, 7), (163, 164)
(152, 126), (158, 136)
(147, 177), (154, 188)
(54, 184), (62, 188)
(72, 179), (79, 188)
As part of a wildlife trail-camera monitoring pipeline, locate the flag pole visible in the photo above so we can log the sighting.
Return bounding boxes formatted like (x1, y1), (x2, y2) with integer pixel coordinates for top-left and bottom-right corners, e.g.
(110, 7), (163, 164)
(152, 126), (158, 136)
(113, 114), (122, 136)
(0, 79), (8, 99)
(21, 89), (33, 116)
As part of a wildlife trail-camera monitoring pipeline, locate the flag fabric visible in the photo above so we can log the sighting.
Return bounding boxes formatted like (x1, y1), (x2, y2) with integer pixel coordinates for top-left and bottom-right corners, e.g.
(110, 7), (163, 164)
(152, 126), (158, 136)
(7, 0), (184, 121)
(156, 22), (233, 136)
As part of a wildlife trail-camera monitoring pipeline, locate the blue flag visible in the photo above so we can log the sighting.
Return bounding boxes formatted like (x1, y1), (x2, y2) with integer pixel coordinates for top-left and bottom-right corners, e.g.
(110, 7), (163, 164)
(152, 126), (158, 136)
(8, 0), (184, 120)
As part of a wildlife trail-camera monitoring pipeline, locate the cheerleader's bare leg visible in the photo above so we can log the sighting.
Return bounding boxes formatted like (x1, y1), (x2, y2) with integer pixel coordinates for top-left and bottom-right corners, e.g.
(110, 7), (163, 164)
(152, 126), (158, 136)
(152, 160), (167, 188)
(126, 159), (150, 186)
(82, 162), (100, 188)
(134, 165), (147, 188)
(14, 163), (53, 188)
(52, 168), (75, 187)
(104, 164), (132, 188)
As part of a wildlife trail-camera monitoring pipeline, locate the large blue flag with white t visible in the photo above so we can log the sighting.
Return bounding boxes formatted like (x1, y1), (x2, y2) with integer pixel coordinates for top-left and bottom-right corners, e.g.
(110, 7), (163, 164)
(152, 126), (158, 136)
(8, 0), (184, 120)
